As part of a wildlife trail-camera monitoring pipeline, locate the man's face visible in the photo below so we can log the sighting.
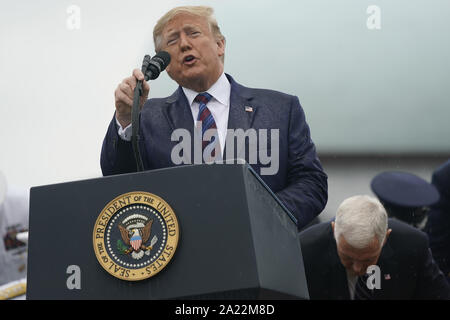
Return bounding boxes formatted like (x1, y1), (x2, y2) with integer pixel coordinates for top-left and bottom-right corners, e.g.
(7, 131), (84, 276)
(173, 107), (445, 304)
(161, 13), (225, 92)
(332, 222), (390, 276)
(336, 235), (382, 277)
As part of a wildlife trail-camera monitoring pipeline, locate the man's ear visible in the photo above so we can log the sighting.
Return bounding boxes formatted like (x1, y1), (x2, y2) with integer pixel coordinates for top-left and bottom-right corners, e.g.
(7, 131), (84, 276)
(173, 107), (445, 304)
(383, 229), (392, 246)
(216, 38), (225, 57)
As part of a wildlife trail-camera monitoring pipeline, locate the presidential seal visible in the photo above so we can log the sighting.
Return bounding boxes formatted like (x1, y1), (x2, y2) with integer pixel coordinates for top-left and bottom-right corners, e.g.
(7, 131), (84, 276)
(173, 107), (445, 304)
(93, 192), (179, 281)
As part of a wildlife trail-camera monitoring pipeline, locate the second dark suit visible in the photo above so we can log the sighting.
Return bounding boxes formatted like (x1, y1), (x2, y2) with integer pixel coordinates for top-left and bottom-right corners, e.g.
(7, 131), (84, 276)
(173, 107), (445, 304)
(299, 219), (450, 299)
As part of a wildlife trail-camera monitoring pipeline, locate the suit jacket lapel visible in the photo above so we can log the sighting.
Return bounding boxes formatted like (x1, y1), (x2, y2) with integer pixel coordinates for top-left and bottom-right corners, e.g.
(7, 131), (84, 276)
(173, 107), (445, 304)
(163, 86), (194, 135)
(162, 87), (195, 164)
(223, 74), (257, 160)
(373, 240), (396, 299)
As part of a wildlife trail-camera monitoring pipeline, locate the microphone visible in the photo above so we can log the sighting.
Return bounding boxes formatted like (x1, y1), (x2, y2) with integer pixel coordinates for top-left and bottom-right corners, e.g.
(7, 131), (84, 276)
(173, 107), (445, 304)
(143, 51), (171, 81)
(132, 51), (171, 172)
(141, 54), (152, 75)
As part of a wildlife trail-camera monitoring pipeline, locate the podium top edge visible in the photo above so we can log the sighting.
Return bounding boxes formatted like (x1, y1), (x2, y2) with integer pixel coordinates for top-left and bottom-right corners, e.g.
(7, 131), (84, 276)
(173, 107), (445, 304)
(29, 163), (249, 191)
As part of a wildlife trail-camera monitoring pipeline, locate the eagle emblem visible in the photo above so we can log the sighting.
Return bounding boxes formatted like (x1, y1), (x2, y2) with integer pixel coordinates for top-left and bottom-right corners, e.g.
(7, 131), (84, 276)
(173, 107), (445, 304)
(93, 192), (179, 281)
(117, 214), (158, 260)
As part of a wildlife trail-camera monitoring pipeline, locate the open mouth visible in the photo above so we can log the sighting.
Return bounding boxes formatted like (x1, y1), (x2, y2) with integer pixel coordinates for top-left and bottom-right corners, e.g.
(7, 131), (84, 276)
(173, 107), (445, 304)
(183, 55), (196, 64)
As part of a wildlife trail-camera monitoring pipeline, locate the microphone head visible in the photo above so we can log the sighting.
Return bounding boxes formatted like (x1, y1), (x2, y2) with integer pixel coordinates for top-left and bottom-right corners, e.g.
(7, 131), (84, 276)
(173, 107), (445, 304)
(155, 51), (171, 69)
(146, 51), (171, 80)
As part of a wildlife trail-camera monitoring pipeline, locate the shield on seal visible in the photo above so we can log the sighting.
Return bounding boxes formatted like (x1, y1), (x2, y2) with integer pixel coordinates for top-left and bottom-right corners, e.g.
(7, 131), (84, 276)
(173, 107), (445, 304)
(130, 231), (142, 251)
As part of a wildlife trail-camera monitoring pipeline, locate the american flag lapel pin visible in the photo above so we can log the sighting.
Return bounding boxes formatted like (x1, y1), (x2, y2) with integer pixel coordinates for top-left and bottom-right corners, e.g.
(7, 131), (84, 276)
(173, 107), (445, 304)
(384, 274), (391, 280)
(245, 106), (253, 112)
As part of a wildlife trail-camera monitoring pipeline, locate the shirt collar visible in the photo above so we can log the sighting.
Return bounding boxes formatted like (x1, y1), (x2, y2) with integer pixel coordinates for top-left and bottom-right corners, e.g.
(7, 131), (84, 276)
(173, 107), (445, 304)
(182, 72), (230, 107)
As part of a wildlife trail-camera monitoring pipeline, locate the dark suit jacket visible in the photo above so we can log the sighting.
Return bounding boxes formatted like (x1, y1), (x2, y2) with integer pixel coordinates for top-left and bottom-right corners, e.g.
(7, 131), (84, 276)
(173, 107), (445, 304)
(100, 74), (328, 230)
(299, 219), (450, 299)
(425, 160), (450, 283)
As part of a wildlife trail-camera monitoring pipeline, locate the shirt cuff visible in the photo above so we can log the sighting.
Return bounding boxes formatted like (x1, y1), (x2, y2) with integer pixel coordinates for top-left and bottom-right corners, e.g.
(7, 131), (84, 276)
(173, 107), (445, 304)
(115, 117), (132, 141)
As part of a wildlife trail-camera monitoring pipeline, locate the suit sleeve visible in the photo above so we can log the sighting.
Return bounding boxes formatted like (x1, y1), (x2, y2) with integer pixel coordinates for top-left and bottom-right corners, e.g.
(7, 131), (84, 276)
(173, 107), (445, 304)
(414, 232), (450, 299)
(100, 114), (140, 176)
(275, 96), (328, 230)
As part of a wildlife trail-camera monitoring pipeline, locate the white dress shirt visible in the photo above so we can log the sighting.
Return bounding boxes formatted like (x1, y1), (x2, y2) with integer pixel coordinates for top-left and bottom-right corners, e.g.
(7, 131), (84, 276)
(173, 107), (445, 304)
(117, 73), (231, 157)
(346, 269), (358, 300)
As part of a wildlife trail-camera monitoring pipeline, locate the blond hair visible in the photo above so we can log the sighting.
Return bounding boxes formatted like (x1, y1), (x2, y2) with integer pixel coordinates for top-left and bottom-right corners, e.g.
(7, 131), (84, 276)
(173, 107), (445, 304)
(153, 6), (225, 54)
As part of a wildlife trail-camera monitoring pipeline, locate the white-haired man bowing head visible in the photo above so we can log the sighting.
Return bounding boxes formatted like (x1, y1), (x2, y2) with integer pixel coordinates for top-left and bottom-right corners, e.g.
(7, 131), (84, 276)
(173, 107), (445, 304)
(299, 195), (450, 300)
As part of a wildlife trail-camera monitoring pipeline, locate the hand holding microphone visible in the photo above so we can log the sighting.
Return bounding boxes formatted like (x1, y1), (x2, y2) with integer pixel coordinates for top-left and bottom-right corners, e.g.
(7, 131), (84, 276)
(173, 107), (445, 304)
(114, 52), (171, 128)
(115, 69), (148, 128)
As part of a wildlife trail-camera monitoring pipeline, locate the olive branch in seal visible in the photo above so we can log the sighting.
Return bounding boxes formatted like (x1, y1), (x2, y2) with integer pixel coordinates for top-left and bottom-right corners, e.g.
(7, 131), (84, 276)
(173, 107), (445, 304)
(117, 239), (128, 254)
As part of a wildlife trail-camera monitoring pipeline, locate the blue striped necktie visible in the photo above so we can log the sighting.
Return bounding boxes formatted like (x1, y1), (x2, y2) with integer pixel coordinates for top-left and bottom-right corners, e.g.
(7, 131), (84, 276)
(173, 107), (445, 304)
(195, 92), (220, 162)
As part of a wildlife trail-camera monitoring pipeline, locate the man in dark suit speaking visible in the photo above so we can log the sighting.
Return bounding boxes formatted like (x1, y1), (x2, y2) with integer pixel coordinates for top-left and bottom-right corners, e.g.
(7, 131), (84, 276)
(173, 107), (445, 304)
(100, 6), (328, 230)
(299, 195), (450, 299)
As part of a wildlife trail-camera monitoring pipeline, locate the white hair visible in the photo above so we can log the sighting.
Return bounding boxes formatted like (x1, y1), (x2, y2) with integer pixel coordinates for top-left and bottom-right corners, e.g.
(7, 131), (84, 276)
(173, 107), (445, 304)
(334, 195), (388, 249)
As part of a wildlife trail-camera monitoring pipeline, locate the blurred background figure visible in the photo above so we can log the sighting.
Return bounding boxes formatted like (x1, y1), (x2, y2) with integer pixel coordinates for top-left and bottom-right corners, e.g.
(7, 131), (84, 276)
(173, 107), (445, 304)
(0, 170), (29, 289)
(370, 171), (440, 230)
(424, 159), (450, 284)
